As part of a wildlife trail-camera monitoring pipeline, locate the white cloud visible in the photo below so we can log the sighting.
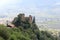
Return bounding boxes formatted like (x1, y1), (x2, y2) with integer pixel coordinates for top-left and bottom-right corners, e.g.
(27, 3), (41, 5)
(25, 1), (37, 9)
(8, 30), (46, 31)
(0, 0), (60, 18)
(0, 0), (23, 16)
(0, 0), (22, 9)
(0, 0), (9, 8)
(55, 2), (60, 5)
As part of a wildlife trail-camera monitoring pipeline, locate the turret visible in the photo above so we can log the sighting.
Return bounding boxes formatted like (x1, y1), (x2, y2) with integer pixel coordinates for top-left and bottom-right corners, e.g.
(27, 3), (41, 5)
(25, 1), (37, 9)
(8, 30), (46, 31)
(29, 15), (32, 24)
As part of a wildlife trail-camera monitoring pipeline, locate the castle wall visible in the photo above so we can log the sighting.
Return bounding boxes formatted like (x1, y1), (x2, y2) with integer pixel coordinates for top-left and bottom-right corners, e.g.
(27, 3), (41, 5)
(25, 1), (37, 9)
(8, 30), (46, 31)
(18, 14), (33, 24)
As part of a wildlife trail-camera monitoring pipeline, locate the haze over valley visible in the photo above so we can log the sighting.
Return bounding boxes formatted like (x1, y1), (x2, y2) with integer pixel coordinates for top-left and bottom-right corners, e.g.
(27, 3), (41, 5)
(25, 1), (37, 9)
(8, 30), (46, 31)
(0, 15), (60, 29)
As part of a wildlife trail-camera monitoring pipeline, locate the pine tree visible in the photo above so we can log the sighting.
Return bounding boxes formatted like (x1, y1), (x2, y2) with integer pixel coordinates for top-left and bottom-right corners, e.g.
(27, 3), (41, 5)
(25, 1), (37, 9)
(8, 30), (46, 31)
(33, 16), (35, 23)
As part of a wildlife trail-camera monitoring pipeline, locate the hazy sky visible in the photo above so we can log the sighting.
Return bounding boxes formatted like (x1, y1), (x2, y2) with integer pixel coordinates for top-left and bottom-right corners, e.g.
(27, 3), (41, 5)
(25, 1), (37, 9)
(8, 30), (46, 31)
(0, 0), (60, 18)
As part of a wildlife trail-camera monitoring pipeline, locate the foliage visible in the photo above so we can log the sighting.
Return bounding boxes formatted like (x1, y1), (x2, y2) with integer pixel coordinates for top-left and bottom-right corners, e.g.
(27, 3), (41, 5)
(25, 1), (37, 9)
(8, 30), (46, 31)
(40, 31), (56, 40)
(0, 24), (56, 40)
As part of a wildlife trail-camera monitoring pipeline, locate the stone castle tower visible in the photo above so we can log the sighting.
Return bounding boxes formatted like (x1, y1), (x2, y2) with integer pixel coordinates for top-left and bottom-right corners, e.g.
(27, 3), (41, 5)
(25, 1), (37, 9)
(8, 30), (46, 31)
(29, 15), (32, 24)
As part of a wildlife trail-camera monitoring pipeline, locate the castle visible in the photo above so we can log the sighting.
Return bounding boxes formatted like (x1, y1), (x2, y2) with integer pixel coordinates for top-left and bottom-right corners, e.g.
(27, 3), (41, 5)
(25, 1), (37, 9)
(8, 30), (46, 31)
(7, 13), (35, 28)
(18, 14), (33, 24)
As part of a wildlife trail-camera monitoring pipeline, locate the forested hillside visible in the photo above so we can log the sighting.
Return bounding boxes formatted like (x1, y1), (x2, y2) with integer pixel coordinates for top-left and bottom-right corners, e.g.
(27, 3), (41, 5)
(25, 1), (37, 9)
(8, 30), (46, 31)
(0, 14), (56, 40)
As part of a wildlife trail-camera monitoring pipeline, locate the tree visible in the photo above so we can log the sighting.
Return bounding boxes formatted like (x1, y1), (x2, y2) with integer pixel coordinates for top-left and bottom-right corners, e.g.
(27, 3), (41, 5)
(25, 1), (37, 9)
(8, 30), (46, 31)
(33, 16), (35, 23)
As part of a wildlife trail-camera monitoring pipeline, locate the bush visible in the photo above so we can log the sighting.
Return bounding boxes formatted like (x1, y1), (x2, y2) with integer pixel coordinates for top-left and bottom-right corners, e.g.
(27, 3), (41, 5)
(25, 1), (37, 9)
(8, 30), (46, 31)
(40, 31), (56, 40)
(0, 25), (10, 40)
(0, 36), (4, 40)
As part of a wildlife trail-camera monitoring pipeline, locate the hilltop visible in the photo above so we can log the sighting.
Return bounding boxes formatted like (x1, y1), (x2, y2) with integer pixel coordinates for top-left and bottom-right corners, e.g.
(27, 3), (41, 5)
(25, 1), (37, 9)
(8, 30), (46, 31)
(0, 13), (57, 40)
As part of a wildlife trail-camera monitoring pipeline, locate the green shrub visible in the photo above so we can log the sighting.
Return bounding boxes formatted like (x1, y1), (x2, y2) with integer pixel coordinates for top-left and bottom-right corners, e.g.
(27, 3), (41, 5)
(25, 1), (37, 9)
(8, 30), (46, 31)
(0, 36), (4, 40)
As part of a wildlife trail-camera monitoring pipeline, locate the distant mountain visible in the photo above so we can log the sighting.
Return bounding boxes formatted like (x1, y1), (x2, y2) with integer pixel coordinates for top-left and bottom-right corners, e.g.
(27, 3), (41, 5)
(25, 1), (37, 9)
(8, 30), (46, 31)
(0, 15), (8, 18)
(36, 17), (60, 22)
